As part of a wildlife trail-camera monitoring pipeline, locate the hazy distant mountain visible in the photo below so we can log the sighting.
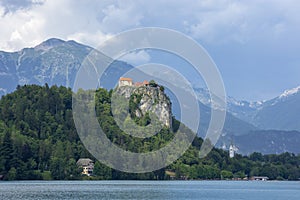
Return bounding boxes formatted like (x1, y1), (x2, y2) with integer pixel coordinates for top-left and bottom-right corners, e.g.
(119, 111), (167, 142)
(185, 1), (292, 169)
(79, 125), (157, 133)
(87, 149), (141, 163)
(194, 86), (300, 132)
(0, 38), (90, 91)
(234, 130), (300, 155)
(196, 100), (258, 137)
(193, 87), (261, 122)
(0, 38), (133, 95)
(166, 87), (258, 139)
(252, 86), (300, 131)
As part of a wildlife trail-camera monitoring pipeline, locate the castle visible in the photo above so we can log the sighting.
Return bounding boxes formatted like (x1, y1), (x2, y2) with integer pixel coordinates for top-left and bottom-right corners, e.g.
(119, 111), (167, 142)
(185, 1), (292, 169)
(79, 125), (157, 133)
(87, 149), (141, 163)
(118, 77), (149, 87)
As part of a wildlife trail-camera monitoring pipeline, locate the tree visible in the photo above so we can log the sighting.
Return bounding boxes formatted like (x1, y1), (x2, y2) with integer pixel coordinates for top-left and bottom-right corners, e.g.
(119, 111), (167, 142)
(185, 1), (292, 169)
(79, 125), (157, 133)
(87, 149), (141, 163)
(7, 167), (17, 180)
(149, 80), (158, 87)
(221, 170), (233, 179)
(159, 86), (165, 92)
(0, 131), (16, 173)
(249, 152), (264, 162)
(65, 158), (81, 179)
(234, 171), (246, 179)
(50, 157), (66, 180)
(93, 161), (112, 179)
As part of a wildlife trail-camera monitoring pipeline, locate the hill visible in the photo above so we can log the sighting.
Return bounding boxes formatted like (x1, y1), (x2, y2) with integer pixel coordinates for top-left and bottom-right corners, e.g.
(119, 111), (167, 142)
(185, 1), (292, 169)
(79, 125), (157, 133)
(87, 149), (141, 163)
(0, 85), (299, 180)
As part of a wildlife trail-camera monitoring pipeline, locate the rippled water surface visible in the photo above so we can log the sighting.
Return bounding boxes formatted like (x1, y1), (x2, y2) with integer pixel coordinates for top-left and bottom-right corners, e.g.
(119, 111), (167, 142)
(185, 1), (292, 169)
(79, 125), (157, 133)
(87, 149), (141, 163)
(0, 180), (299, 200)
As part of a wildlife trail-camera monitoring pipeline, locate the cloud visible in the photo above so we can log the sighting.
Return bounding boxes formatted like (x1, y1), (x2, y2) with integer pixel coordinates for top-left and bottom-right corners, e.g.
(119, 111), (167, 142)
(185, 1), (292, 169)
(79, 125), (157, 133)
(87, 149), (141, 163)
(119, 50), (151, 66)
(67, 31), (113, 49)
(0, 2), (45, 51)
(182, 1), (300, 44)
(0, 0), (144, 51)
(185, 1), (249, 43)
(0, 0), (44, 12)
(100, 2), (143, 33)
(0, 0), (102, 51)
(0, 0), (300, 51)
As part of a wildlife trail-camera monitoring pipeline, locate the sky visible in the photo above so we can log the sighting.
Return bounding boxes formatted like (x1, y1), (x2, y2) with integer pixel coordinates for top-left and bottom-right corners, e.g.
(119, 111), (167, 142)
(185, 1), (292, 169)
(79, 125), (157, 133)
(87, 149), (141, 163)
(0, 0), (300, 101)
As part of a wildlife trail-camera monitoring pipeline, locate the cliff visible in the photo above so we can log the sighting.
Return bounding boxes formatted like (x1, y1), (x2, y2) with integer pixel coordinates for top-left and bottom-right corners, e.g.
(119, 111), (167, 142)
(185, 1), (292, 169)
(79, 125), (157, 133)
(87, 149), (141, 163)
(115, 82), (172, 128)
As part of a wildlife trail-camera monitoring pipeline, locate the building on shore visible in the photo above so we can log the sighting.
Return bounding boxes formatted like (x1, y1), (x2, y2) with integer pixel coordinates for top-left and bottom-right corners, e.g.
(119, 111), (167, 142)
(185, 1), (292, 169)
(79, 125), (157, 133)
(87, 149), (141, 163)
(76, 158), (94, 176)
(250, 176), (269, 181)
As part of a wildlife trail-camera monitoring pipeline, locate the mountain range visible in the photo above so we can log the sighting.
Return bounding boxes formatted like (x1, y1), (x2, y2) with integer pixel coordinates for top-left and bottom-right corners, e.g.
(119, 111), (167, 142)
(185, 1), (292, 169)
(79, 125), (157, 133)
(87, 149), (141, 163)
(1, 38), (300, 155)
(194, 86), (300, 132)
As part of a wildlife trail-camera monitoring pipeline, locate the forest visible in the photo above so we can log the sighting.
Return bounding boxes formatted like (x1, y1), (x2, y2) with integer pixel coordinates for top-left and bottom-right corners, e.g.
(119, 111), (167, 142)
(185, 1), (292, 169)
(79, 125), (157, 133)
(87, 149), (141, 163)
(0, 84), (299, 180)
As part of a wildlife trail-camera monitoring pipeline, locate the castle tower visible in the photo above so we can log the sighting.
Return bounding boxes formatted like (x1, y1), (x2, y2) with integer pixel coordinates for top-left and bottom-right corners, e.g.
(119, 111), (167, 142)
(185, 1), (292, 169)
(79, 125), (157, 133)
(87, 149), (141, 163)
(119, 77), (133, 87)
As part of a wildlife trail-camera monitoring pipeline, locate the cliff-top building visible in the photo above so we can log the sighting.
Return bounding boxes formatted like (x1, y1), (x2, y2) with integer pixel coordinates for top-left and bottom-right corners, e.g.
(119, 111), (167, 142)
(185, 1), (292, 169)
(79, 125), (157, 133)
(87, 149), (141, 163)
(118, 77), (149, 87)
(134, 80), (149, 87)
(119, 77), (133, 87)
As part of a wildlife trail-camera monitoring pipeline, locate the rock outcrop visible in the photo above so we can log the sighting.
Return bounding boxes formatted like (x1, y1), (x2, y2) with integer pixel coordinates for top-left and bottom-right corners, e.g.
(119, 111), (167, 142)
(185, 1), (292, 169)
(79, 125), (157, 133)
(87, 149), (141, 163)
(116, 83), (172, 128)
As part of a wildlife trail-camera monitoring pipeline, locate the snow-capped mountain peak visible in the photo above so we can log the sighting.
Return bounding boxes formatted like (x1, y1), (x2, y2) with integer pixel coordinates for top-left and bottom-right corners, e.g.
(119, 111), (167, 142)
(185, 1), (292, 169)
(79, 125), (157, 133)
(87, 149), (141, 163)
(279, 86), (300, 99)
(227, 96), (243, 106)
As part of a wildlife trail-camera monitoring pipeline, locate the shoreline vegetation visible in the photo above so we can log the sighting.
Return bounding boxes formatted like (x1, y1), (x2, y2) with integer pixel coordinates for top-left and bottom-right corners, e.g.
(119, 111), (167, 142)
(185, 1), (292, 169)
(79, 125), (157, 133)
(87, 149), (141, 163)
(0, 178), (297, 182)
(0, 84), (300, 181)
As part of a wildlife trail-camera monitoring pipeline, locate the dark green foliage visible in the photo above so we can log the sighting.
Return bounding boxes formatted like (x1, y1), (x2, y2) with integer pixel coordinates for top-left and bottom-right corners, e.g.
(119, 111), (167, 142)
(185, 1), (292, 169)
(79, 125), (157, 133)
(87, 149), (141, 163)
(129, 93), (142, 119)
(93, 161), (112, 179)
(0, 85), (85, 180)
(0, 131), (15, 172)
(159, 86), (164, 92)
(221, 170), (234, 179)
(0, 84), (299, 181)
(149, 80), (158, 87)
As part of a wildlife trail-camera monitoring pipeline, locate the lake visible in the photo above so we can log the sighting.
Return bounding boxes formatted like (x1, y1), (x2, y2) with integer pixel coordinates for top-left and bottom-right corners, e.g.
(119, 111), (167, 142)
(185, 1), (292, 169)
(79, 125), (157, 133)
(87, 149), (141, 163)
(0, 181), (299, 200)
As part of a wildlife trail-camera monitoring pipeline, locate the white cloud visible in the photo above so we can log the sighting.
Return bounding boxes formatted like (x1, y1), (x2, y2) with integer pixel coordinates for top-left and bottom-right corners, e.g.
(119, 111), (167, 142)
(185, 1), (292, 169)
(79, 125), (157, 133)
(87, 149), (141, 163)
(0, 0), (109, 51)
(0, 3), (45, 51)
(67, 31), (113, 49)
(100, 2), (143, 33)
(119, 50), (151, 66)
(0, 0), (300, 51)
(186, 1), (248, 43)
(182, 1), (300, 44)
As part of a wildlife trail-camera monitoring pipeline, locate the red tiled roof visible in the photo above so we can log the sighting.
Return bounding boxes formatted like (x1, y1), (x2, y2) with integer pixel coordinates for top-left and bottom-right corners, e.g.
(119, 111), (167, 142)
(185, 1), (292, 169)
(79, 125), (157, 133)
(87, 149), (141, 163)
(143, 80), (149, 85)
(135, 82), (143, 86)
(119, 77), (132, 81)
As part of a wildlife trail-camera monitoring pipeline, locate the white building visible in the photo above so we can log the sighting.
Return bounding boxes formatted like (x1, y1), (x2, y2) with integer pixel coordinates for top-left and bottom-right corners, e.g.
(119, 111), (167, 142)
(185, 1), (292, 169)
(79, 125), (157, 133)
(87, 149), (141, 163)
(119, 77), (133, 87)
(76, 158), (94, 176)
(229, 144), (238, 158)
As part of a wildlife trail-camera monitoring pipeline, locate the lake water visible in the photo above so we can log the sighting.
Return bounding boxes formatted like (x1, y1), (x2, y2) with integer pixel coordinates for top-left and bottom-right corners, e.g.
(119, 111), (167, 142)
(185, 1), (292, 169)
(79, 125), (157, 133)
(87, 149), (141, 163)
(0, 181), (299, 200)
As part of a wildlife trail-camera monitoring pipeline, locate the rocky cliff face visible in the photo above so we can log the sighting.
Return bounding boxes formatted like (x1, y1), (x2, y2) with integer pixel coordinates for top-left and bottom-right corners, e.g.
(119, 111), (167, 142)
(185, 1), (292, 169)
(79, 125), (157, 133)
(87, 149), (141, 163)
(116, 84), (172, 128)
